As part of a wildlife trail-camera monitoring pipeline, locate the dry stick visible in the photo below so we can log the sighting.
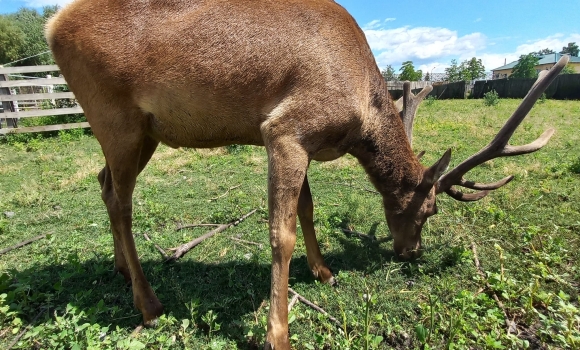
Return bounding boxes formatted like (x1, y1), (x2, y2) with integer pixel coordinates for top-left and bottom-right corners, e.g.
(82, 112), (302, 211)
(341, 228), (376, 241)
(288, 287), (342, 329)
(209, 185), (241, 201)
(0, 234), (48, 255)
(176, 223), (221, 232)
(231, 237), (264, 249)
(143, 233), (169, 260)
(287, 294), (300, 312)
(7, 308), (46, 350)
(471, 241), (516, 334)
(167, 209), (257, 261)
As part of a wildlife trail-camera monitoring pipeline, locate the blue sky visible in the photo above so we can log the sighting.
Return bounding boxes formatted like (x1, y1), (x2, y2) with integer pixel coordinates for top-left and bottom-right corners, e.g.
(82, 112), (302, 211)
(1, 0), (579, 72)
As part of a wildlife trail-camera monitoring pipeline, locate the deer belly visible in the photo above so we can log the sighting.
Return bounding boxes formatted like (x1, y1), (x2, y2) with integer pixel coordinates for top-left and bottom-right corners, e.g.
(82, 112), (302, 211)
(312, 148), (345, 161)
(145, 108), (263, 149)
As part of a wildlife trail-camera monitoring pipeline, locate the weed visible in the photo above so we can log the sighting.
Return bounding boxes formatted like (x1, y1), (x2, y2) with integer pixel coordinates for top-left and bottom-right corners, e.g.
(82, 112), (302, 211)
(425, 95), (437, 107)
(569, 157), (580, 174)
(226, 144), (251, 154)
(483, 89), (500, 106)
(538, 93), (547, 104)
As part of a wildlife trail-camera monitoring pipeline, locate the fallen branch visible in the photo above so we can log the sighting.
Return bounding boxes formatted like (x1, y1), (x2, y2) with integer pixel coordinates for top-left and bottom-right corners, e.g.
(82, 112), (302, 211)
(143, 233), (169, 260)
(7, 308), (46, 350)
(287, 294), (299, 312)
(471, 241), (516, 334)
(341, 228), (376, 241)
(288, 287), (342, 329)
(176, 223), (221, 232)
(0, 234), (48, 255)
(209, 185), (241, 201)
(231, 237), (264, 249)
(167, 209), (258, 261)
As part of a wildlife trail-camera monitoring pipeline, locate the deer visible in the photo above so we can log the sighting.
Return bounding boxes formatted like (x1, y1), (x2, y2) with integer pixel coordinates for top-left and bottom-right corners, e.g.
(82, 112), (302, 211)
(45, 0), (568, 348)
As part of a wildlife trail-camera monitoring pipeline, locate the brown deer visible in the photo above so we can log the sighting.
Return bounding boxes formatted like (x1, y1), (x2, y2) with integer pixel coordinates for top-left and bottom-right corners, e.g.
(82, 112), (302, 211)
(45, 0), (567, 348)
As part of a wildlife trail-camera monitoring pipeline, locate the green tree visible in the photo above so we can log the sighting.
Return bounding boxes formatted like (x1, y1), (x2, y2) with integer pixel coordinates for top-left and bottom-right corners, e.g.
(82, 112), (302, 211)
(560, 64), (576, 74)
(560, 42), (579, 57)
(0, 6), (58, 66)
(0, 16), (25, 64)
(461, 57), (486, 80)
(510, 54), (540, 78)
(399, 61), (422, 81)
(444, 59), (462, 82)
(381, 65), (397, 81)
(533, 48), (555, 56)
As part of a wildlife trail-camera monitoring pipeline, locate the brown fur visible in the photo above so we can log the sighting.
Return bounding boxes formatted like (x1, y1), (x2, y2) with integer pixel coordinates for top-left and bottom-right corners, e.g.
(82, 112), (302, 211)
(46, 1), (446, 348)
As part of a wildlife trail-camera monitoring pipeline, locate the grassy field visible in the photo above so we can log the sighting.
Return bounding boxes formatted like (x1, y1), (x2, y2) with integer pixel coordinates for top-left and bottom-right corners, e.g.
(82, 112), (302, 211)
(0, 99), (578, 349)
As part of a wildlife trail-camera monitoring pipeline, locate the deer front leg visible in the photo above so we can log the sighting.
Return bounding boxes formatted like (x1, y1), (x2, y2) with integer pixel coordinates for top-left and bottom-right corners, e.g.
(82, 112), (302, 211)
(298, 175), (335, 285)
(263, 137), (309, 350)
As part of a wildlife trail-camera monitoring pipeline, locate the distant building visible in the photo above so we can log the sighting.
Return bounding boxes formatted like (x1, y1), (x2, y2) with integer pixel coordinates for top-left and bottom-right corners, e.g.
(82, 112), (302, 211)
(491, 53), (580, 79)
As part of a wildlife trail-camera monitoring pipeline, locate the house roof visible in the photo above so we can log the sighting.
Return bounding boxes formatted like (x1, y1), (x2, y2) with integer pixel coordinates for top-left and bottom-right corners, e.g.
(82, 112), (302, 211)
(492, 53), (580, 71)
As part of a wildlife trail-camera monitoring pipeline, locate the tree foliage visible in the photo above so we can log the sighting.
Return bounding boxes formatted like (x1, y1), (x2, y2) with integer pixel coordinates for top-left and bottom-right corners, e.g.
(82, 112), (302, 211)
(0, 16), (25, 64)
(444, 59), (462, 82)
(560, 64), (576, 75)
(560, 42), (579, 57)
(461, 57), (486, 80)
(533, 48), (555, 56)
(510, 54), (540, 79)
(444, 57), (486, 82)
(381, 65), (397, 81)
(0, 6), (58, 66)
(398, 61), (422, 81)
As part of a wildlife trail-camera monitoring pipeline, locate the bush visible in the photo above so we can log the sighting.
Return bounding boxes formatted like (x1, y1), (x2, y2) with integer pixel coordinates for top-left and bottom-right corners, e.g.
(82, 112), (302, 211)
(425, 95), (437, 107)
(483, 90), (499, 106)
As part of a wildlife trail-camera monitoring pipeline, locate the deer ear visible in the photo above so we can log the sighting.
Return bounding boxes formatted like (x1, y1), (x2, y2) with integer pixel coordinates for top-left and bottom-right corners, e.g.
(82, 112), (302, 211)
(423, 149), (451, 186)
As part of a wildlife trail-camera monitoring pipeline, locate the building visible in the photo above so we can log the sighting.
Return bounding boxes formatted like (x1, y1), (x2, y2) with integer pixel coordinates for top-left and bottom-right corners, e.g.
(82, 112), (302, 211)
(491, 53), (580, 79)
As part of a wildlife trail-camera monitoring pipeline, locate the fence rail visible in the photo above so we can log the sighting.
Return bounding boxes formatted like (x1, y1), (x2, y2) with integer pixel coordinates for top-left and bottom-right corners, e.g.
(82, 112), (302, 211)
(0, 64), (87, 135)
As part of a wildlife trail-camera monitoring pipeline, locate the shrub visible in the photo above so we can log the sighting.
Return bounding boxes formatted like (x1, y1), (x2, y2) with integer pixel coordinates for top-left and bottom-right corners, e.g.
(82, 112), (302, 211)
(425, 95), (437, 107)
(483, 90), (499, 106)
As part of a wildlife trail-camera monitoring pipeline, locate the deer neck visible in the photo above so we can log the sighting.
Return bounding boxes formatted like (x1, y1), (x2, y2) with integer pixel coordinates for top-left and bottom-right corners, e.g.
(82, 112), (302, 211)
(350, 115), (423, 197)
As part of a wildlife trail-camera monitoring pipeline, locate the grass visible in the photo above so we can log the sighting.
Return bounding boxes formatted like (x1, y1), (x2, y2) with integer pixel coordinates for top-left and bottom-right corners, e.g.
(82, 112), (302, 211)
(0, 99), (579, 349)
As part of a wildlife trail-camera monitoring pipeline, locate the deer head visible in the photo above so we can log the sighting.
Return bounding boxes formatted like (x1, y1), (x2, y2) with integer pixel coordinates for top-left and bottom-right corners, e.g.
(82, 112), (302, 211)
(386, 55), (568, 259)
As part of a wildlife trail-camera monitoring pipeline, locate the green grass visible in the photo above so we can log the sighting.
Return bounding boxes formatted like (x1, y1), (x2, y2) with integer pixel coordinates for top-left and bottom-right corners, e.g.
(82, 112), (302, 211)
(0, 99), (579, 349)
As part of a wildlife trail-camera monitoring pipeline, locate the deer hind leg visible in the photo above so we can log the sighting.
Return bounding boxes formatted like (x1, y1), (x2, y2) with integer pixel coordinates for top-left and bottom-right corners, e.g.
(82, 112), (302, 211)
(298, 175), (335, 285)
(92, 111), (162, 326)
(98, 136), (159, 284)
(262, 134), (309, 350)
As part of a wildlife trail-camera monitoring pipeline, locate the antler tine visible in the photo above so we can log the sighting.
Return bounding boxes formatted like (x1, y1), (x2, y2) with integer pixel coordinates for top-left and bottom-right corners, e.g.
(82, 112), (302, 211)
(446, 188), (490, 202)
(397, 81), (433, 146)
(459, 175), (514, 190)
(436, 55), (569, 198)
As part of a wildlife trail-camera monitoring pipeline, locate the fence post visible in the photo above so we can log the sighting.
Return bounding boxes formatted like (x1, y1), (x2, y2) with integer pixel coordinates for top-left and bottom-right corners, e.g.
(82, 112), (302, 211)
(0, 73), (18, 129)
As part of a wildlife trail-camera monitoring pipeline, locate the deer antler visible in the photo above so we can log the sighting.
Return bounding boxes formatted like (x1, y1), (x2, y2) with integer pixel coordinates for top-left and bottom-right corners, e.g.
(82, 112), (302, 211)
(395, 82), (433, 146)
(436, 55), (569, 201)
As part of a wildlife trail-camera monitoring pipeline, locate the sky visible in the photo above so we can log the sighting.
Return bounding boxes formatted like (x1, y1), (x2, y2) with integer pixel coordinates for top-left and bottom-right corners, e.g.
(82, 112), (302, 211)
(1, 0), (579, 72)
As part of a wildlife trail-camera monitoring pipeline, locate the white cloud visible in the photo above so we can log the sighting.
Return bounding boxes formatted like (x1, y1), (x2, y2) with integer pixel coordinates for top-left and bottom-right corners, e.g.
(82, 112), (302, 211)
(515, 33), (580, 55)
(363, 25), (486, 69)
(23, 0), (73, 7)
(363, 18), (396, 30)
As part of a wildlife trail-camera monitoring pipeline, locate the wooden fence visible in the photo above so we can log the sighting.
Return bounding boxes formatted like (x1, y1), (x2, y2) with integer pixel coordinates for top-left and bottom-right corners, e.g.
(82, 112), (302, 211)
(0, 65), (88, 135)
